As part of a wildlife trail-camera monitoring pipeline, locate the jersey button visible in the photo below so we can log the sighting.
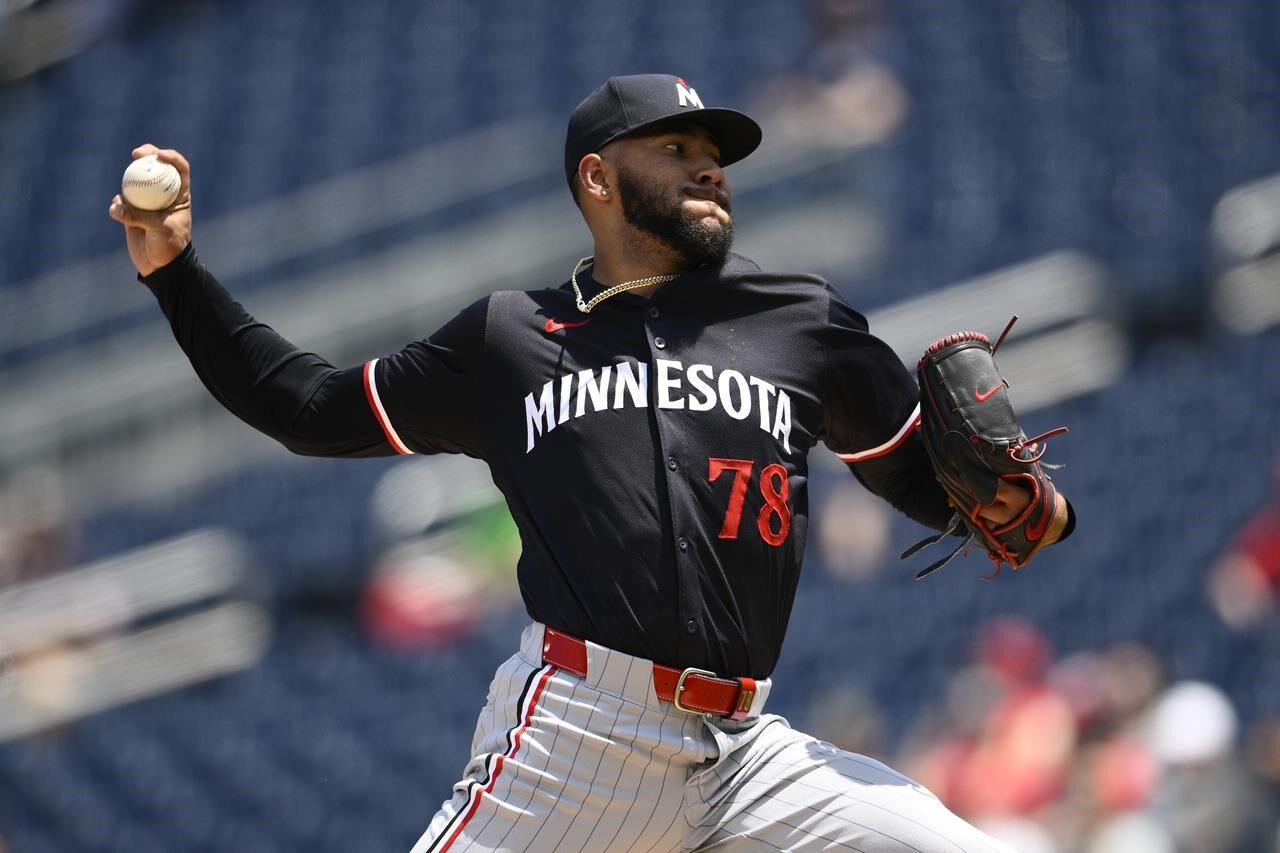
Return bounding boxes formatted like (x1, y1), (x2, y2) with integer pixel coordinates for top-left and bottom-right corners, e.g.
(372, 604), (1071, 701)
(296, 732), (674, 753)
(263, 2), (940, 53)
(654, 336), (667, 349)
(648, 307), (660, 319)
(667, 457), (677, 471)
(678, 537), (688, 552)
(685, 619), (697, 634)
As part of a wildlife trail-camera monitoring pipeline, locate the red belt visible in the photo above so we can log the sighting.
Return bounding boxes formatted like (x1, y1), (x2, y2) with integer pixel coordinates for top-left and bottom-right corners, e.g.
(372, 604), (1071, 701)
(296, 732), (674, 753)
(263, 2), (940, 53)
(541, 627), (759, 721)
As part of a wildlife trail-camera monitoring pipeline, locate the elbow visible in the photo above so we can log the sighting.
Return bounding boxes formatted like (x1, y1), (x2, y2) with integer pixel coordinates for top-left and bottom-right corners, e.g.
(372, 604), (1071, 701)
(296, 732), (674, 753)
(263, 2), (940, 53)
(271, 423), (384, 458)
(278, 436), (323, 457)
(273, 428), (342, 458)
(253, 425), (315, 457)
(256, 368), (387, 458)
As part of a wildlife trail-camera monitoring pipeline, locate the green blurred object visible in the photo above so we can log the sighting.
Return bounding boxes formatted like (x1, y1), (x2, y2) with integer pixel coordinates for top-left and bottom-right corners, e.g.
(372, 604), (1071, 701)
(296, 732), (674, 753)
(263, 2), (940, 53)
(454, 502), (521, 580)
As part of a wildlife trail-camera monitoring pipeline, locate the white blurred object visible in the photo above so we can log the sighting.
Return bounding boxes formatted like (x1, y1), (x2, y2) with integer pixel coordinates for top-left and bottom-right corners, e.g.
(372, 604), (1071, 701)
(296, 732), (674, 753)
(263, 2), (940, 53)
(1213, 172), (1280, 261)
(371, 455), (503, 537)
(1212, 171), (1280, 333)
(974, 816), (1057, 853)
(0, 0), (134, 80)
(0, 529), (267, 741)
(1214, 254), (1280, 333)
(0, 529), (248, 650)
(1147, 681), (1238, 766)
(869, 252), (1128, 414)
(1085, 813), (1175, 853)
(1, 603), (268, 740)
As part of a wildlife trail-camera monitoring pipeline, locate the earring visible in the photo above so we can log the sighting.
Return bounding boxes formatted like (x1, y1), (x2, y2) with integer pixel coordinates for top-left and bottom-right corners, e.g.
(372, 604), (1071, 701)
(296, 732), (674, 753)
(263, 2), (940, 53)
(601, 189), (610, 197)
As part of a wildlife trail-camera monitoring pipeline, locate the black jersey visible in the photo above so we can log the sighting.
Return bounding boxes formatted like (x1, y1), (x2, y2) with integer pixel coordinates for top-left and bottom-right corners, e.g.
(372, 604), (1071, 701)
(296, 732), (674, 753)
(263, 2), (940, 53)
(144, 245), (951, 678)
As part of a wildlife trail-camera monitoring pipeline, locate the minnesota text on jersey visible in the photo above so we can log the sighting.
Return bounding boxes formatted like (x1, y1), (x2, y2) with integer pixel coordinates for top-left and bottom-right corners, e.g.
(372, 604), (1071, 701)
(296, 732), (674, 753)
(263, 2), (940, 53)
(523, 358), (793, 454)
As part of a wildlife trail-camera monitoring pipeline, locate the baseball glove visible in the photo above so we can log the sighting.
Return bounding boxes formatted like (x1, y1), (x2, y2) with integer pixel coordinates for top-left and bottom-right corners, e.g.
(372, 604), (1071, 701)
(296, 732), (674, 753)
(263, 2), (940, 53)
(903, 317), (1067, 580)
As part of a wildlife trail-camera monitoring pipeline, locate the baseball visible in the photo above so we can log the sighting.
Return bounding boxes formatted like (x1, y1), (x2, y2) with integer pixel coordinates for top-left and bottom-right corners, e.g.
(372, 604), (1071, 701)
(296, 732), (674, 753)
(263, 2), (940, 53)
(121, 154), (181, 211)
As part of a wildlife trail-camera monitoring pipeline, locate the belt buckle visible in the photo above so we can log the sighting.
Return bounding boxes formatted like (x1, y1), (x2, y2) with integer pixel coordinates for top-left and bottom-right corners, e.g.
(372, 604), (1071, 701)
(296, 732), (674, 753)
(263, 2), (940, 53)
(672, 667), (717, 714)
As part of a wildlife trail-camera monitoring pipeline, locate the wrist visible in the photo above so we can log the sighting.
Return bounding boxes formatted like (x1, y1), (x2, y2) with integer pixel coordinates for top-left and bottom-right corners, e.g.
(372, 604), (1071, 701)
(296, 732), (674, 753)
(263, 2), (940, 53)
(1044, 493), (1073, 545)
(138, 242), (197, 285)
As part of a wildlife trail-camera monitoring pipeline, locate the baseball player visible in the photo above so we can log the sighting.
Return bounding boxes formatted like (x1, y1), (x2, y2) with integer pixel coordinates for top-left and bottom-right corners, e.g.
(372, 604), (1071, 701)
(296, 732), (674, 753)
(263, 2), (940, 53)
(110, 74), (1072, 852)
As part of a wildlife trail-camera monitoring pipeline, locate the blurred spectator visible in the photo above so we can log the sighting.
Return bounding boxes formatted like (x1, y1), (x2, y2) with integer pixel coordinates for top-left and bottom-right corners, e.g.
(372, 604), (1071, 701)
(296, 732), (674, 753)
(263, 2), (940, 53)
(0, 465), (79, 588)
(815, 480), (891, 582)
(750, 0), (909, 150)
(1038, 646), (1164, 851)
(1094, 643), (1166, 737)
(1047, 651), (1111, 734)
(1243, 717), (1280, 852)
(362, 545), (490, 649)
(1246, 717), (1280, 800)
(1145, 681), (1275, 853)
(896, 630), (1280, 851)
(1088, 737), (1159, 817)
(362, 458), (520, 649)
(1207, 465), (1280, 630)
(905, 617), (1077, 821)
(974, 616), (1053, 688)
(802, 685), (888, 759)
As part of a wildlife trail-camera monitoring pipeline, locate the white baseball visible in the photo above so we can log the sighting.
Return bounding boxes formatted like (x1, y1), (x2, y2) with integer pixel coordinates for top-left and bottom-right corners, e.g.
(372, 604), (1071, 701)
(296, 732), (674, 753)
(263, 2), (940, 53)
(121, 155), (181, 211)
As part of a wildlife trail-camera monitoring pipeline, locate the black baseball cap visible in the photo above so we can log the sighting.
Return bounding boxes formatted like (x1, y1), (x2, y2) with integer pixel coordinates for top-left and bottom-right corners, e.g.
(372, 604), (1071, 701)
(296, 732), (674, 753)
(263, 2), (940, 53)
(564, 74), (763, 188)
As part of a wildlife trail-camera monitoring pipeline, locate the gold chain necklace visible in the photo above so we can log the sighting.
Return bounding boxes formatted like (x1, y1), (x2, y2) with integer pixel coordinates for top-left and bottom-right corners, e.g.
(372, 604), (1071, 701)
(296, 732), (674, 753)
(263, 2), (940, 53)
(570, 256), (680, 314)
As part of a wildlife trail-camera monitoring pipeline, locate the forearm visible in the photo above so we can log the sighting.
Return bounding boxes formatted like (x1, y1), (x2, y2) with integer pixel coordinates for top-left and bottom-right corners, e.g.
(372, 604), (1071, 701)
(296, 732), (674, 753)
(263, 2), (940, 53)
(847, 433), (954, 531)
(141, 244), (387, 457)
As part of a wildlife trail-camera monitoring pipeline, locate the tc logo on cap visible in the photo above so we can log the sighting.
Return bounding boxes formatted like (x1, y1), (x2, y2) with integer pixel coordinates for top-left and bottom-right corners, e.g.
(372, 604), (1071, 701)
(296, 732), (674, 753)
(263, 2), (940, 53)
(675, 78), (704, 109)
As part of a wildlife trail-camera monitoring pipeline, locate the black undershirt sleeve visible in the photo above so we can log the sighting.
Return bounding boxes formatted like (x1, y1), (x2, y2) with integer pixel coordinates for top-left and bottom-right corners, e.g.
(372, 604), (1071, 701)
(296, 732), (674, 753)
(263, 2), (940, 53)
(853, 439), (1078, 541)
(818, 284), (955, 532)
(140, 243), (393, 457)
(845, 433), (955, 532)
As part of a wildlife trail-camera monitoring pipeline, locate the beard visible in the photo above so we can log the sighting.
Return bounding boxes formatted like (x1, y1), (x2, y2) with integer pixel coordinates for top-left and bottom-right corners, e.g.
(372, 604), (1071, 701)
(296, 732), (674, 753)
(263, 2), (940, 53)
(615, 164), (734, 268)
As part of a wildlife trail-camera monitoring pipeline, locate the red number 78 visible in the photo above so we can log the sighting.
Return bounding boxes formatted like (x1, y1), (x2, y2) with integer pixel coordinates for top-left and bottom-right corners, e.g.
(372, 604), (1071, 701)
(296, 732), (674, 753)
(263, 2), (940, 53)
(708, 458), (791, 546)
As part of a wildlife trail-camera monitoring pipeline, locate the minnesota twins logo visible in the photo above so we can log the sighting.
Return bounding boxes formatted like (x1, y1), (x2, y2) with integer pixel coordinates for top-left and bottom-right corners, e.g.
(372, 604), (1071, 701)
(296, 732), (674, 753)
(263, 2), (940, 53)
(675, 78), (704, 109)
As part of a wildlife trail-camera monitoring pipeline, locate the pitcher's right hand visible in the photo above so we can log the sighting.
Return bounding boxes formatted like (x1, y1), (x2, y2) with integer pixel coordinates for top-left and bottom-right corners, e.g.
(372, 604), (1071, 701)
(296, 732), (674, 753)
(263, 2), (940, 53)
(109, 145), (192, 277)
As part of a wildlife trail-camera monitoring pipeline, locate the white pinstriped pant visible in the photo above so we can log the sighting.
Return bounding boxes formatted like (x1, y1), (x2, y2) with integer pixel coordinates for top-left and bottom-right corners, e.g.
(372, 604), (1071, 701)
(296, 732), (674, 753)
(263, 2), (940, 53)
(411, 623), (1012, 853)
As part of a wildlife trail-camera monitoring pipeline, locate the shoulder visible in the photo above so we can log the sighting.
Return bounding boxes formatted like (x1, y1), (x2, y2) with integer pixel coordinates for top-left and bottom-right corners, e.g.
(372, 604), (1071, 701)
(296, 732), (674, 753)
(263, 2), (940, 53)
(483, 285), (579, 320)
(718, 254), (864, 322)
(460, 286), (596, 348)
(719, 253), (839, 298)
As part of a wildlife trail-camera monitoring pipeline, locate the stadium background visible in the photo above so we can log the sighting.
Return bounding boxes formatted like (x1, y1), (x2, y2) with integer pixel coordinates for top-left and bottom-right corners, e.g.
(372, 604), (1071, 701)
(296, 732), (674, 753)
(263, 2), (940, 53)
(1, 0), (1279, 850)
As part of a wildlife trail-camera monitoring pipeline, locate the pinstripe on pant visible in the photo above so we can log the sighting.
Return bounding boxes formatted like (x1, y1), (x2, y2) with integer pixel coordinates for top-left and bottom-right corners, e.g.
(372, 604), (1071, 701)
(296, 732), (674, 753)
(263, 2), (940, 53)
(410, 624), (1013, 853)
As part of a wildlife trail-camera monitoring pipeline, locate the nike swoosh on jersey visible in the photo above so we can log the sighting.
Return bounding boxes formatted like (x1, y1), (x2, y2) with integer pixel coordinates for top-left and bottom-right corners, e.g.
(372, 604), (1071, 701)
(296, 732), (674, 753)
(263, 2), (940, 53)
(544, 317), (591, 333)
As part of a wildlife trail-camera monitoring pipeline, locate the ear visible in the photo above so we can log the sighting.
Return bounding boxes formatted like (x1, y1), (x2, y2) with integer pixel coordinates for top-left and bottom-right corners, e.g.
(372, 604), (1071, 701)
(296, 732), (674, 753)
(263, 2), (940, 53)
(577, 153), (612, 203)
